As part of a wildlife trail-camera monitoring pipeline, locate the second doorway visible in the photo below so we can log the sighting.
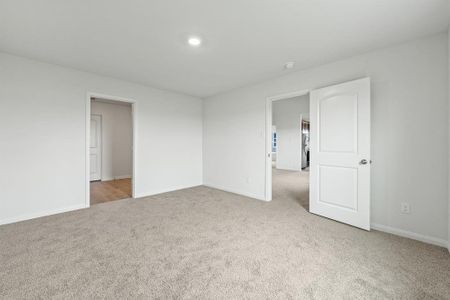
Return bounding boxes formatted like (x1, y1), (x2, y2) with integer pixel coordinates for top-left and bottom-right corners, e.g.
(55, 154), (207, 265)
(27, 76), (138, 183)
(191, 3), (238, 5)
(89, 97), (134, 205)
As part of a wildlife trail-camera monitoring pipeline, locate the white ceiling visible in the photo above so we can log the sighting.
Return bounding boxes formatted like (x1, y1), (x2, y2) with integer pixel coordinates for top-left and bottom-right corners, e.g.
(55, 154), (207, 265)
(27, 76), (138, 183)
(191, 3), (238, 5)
(0, 0), (449, 98)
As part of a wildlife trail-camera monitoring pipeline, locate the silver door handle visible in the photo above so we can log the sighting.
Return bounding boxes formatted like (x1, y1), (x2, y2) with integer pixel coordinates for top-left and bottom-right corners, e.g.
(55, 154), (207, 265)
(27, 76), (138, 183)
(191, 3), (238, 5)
(359, 159), (368, 165)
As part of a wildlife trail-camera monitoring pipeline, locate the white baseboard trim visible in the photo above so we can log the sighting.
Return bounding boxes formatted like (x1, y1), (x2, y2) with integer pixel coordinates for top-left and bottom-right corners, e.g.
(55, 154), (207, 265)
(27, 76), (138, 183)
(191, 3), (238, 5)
(101, 175), (132, 181)
(371, 223), (448, 248)
(114, 175), (132, 180)
(0, 204), (87, 226)
(203, 183), (267, 201)
(275, 166), (301, 172)
(134, 183), (202, 199)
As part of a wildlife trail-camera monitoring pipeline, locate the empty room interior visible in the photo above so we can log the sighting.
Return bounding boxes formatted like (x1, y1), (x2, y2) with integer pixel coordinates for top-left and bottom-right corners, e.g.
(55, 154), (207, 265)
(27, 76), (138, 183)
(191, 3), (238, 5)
(1, 1), (450, 299)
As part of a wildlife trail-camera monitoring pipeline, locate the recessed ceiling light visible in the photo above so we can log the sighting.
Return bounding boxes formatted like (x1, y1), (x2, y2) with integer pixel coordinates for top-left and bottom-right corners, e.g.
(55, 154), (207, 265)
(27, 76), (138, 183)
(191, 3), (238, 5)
(188, 36), (202, 47)
(284, 61), (295, 69)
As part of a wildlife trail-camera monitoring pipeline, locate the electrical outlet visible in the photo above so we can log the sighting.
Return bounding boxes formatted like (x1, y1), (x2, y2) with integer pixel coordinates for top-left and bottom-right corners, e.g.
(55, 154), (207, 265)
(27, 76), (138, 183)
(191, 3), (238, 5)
(400, 202), (410, 214)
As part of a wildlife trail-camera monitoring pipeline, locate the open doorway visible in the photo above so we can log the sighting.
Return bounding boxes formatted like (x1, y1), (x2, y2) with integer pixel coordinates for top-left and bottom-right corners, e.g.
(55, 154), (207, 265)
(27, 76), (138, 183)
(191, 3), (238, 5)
(266, 78), (371, 230)
(301, 119), (310, 171)
(268, 92), (310, 209)
(87, 95), (135, 206)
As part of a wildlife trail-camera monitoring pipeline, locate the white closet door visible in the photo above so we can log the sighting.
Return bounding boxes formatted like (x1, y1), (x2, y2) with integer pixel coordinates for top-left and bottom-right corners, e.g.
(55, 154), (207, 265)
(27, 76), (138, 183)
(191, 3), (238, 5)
(90, 114), (102, 181)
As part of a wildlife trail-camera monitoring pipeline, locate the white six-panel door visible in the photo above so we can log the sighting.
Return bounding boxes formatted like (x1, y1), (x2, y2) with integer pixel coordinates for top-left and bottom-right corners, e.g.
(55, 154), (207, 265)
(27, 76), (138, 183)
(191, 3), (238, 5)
(90, 114), (102, 181)
(309, 78), (371, 230)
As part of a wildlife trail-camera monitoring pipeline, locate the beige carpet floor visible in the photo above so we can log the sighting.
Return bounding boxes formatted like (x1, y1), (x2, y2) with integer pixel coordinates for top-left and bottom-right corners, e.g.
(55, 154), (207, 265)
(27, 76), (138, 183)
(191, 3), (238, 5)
(1, 168), (450, 299)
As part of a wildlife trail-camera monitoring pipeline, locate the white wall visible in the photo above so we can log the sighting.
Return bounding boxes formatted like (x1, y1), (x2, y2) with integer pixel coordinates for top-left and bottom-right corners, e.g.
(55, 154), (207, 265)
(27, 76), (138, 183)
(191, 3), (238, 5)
(91, 101), (132, 181)
(273, 95), (309, 171)
(0, 52), (203, 225)
(203, 33), (449, 245)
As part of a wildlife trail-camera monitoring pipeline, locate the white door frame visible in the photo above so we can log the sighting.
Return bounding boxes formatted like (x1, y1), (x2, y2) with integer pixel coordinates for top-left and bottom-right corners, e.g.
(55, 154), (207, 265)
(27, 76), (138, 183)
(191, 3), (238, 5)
(85, 92), (137, 207)
(265, 89), (310, 201)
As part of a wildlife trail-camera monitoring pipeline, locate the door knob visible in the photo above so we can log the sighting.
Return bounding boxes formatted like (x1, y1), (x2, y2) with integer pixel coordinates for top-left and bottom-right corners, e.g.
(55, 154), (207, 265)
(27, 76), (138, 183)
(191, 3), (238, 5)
(359, 159), (368, 165)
